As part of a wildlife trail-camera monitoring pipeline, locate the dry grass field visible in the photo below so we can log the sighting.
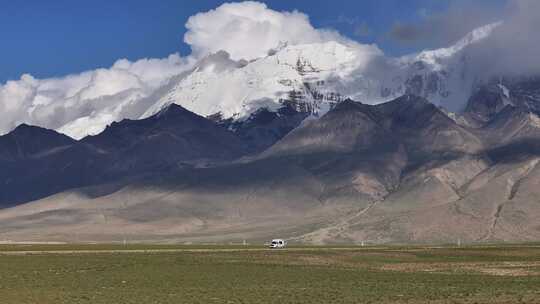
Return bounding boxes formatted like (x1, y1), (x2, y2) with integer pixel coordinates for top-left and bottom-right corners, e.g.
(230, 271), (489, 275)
(0, 244), (539, 303)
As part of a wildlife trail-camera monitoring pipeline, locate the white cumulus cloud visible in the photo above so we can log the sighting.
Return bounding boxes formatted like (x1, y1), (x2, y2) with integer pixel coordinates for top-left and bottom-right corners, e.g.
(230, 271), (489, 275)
(0, 54), (191, 139)
(184, 1), (354, 61)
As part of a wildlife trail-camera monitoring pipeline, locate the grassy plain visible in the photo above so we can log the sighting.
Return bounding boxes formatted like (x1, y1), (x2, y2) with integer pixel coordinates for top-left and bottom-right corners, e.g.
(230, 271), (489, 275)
(0, 244), (539, 303)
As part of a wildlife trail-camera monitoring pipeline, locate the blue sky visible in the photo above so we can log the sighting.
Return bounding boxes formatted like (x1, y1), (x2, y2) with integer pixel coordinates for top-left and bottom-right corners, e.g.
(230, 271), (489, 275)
(0, 0), (506, 83)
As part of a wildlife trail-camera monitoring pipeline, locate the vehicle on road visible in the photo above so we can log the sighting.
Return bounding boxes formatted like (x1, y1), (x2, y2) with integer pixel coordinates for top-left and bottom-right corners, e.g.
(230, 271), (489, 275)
(269, 239), (286, 248)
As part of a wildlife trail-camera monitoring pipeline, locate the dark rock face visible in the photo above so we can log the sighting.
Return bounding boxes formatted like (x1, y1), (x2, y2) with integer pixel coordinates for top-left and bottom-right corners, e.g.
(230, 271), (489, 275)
(0, 124), (76, 161)
(464, 76), (540, 126)
(83, 104), (245, 159)
(82, 104), (248, 176)
(504, 76), (540, 112)
(403, 63), (450, 100)
(0, 104), (250, 207)
(464, 84), (509, 125)
(377, 95), (482, 164)
(265, 99), (393, 157)
(0, 125), (99, 207)
(213, 105), (308, 154)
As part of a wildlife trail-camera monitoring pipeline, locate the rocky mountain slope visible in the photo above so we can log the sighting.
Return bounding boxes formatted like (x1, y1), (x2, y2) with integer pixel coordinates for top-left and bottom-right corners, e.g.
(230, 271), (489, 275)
(0, 104), (251, 208)
(0, 124), (99, 206)
(1, 88), (540, 244)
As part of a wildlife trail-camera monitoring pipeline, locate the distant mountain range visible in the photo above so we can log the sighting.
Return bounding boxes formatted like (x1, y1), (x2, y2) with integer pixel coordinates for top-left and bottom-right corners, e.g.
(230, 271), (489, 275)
(1, 22), (540, 244)
(2, 76), (540, 244)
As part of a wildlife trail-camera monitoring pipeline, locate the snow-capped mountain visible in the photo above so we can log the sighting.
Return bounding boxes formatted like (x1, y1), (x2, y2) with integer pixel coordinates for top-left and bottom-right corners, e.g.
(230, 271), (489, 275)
(141, 22), (502, 124)
(142, 41), (372, 120)
(31, 22), (504, 140)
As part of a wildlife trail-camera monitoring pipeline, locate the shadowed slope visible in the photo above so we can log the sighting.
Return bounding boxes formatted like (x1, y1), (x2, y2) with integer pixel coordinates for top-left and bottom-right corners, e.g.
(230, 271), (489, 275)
(2, 93), (540, 243)
(0, 104), (249, 207)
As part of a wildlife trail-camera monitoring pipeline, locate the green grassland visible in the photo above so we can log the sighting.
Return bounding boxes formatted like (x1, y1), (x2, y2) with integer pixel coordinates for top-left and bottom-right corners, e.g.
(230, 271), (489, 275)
(1, 245), (539, 303)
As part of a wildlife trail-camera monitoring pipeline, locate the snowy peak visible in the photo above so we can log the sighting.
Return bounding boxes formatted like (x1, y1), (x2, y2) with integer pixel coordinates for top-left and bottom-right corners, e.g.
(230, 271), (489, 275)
(141, 23), (502, 125)
(142, 41), (371, 122)
(413, 22), (502, 67)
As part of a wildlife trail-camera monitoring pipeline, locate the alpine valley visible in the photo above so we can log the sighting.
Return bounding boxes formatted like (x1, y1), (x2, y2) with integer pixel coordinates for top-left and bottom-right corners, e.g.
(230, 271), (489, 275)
(1, 23), (540, 244)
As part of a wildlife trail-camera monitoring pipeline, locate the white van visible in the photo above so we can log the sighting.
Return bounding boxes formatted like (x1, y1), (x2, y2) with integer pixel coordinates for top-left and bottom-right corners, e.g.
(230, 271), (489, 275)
(269, 239), (286, 248)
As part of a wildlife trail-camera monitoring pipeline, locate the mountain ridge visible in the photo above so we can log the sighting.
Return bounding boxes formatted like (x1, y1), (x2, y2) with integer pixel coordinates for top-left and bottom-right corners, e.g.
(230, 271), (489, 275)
(2, 91), (540, 243)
